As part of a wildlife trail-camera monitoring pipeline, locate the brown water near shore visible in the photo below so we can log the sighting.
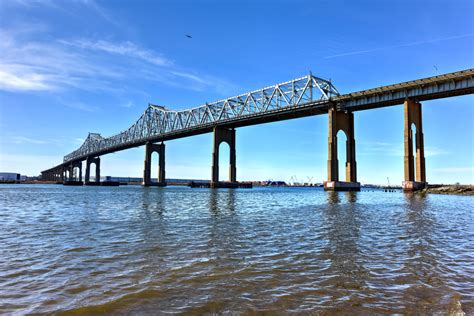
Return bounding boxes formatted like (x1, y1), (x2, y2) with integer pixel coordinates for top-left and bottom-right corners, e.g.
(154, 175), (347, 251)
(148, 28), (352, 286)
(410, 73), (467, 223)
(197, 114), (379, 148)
(1, 185), (473, 314)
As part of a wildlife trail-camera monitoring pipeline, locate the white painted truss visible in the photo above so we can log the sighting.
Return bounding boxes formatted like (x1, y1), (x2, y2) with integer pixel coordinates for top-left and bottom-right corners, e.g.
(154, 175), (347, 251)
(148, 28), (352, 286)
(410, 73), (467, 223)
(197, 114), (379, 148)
(64, 74), (339, 162)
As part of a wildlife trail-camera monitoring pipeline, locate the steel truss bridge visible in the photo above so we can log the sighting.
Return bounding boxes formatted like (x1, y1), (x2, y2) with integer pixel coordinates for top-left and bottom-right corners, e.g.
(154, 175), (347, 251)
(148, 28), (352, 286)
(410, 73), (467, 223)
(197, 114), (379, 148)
(42, 68), (474, 190)
(63, 74), (340, 163)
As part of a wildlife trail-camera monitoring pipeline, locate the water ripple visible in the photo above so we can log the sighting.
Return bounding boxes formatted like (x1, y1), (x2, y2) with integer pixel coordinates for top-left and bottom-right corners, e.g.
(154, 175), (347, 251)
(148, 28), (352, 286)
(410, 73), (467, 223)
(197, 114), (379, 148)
(0, 185), (473, 314)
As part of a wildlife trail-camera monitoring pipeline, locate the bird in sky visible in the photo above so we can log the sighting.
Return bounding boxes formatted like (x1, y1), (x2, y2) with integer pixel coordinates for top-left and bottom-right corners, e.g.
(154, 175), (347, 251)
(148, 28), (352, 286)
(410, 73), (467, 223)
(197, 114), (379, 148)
(185, 34), (192, 38)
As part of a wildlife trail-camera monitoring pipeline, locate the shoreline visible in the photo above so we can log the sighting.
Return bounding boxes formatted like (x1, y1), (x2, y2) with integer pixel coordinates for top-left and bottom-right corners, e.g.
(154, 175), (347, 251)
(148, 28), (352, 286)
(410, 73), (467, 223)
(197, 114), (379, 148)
(1, 181), (473, 195)
(423, 185), (474, 196)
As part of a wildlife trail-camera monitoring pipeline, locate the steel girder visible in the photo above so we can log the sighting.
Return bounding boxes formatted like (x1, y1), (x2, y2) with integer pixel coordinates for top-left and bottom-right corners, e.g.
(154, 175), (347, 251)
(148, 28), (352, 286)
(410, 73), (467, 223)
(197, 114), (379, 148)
(63, 74), (338, 163)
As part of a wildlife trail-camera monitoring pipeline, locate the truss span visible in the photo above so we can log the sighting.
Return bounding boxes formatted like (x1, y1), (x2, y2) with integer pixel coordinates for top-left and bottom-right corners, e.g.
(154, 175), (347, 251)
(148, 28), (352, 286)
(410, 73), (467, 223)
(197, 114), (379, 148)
(64, 74), (339, 163)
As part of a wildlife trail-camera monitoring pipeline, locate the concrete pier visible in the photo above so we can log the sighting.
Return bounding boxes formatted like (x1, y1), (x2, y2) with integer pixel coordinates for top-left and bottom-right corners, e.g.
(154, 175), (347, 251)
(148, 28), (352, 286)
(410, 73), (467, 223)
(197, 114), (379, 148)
(142, 142), (166, 187)
(211, 127), (237, 188)
(85, 156), (100, 185)
(324, 108), (360, 191)
(403, 99), (427, 191)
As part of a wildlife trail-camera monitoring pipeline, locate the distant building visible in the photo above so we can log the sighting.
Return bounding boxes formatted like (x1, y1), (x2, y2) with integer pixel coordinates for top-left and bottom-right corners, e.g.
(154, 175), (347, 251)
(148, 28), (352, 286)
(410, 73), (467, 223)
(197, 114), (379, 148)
(267, 181), (287, 186)
(0, 172), (21, 181)
(102, 176), (209, 184)
(103, 176), (142, 182)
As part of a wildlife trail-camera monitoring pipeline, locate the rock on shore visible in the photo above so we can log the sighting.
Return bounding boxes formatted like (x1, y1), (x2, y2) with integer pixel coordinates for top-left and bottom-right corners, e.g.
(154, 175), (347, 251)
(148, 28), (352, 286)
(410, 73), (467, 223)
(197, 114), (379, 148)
(423, 185), (473, 195)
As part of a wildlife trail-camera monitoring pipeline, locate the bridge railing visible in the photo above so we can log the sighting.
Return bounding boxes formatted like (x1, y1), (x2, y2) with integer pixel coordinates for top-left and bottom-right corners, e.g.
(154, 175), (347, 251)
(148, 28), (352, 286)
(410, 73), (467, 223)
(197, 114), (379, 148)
(63, 74), (339, 163)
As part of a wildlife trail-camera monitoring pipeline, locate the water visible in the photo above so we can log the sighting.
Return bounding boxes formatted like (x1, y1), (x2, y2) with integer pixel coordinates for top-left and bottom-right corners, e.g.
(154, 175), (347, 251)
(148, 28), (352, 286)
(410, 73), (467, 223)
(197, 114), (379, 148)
(0, 185), (473, 315)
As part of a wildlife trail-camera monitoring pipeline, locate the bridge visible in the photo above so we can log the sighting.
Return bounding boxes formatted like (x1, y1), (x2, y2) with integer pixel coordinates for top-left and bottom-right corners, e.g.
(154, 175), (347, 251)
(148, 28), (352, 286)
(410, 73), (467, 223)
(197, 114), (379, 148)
(41, 68), (474, 191)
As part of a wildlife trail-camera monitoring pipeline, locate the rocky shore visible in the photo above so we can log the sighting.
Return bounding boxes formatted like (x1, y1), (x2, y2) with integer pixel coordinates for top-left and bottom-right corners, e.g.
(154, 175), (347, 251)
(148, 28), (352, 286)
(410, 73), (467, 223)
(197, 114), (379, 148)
(423, 184), (473, 196)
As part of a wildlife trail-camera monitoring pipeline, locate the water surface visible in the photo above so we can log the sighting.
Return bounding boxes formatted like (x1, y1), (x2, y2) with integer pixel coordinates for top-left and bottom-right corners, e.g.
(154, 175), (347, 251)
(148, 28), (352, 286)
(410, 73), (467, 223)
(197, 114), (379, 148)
(1, 185), (473, 314)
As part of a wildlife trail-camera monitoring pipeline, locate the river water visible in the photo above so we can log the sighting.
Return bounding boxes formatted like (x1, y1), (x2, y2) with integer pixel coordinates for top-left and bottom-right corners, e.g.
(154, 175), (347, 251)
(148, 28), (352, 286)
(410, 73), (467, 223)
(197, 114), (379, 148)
(0, 184), (473, 315)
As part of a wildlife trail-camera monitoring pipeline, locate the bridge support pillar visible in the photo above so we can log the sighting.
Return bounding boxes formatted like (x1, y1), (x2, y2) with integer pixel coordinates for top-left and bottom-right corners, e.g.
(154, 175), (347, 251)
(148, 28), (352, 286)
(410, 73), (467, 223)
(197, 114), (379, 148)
(72, 161), (83, 183)
(211, 127), (237, 188)
(68, 164), (74, 181)
(403, 99), (427, 191)
(324, 108), (360, 191)
(142, 142), (166, 187)
(78, 163), (82, 182)
(85, 157), (101, 185)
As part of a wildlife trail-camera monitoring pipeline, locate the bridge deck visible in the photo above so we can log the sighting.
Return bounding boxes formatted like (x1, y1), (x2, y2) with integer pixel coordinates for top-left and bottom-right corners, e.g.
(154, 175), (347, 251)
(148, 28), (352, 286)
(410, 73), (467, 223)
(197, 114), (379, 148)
(42, 68), (474, 173)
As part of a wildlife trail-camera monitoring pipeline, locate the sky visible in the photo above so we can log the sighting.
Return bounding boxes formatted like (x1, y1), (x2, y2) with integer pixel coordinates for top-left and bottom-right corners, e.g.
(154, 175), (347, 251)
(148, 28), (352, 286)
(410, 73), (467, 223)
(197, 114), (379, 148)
(0, 0), (473, 185)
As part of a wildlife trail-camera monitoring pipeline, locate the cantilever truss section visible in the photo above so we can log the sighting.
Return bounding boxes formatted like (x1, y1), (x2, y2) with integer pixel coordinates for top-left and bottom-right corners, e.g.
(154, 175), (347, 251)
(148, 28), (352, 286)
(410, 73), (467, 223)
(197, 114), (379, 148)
(64, 73), (339, 163)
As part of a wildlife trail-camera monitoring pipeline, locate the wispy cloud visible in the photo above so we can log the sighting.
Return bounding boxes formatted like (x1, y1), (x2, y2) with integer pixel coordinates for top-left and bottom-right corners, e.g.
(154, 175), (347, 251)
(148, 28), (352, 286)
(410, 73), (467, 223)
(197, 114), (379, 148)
(57, 98), (98, 112)
(0, 27), (124, 93)
(60, 39), (172, 67)
(1, 135), (86, 147)
(120, 101), (134, 108)
(358, 140), (449, 157)
(0, 66), (55, 92)
(324, 33), (474, 59)
(0, 26), (236, 98)
(7, 0), (118, 26)
(433, 167), (474, 173)
(77, 0), (118, 26)
(425, 147), (450, 157)
(10, 136), (49, 145)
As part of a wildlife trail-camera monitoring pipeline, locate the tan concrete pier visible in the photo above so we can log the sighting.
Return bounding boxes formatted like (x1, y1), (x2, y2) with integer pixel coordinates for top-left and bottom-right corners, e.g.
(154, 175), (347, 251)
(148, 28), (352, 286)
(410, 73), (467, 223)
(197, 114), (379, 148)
(142, 142), (166, 187)
(403, 99), (427, 191)
(211, 127), (237, 188)
(324, 108), (360, 191)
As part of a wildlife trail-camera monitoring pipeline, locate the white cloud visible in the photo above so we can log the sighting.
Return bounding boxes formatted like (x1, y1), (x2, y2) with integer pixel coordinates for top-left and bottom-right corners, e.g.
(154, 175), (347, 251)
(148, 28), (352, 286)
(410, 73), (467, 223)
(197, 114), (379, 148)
(6, 0), (118, 26)
(0, 135), (86, 147)
(76, 0), (118, 25)
(10, 136), (49, 145)
(433, 167), (474, 173)
(0, 67), (55, 92)
(60, 39), (172, 67)
(120, 101), (134, 108)
(0, 28), (124, 93)
(358, 140), (449, 157)
(55, 97), (98, 112)
(324, 33), (474, 59)
(425, 147), (450, 157)
(0, 26), (236, 98)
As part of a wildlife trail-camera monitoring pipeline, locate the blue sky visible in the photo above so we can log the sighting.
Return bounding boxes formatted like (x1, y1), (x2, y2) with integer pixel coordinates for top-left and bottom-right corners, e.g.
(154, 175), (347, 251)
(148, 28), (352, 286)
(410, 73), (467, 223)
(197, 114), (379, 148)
(0, 0), (473, 184)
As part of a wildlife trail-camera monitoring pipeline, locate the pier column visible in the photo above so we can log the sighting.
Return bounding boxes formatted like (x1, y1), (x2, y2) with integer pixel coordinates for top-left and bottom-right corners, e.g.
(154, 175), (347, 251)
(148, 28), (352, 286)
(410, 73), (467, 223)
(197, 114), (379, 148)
(142, 142), (166, 187)
(78, 163), (82, 182)
(211, 127), (237, 188)
(69, 164), (74, 181)
(85, 157), (100, 184)
(403, 99), (427, 191)
(72, 161), (82, 182)
(324, 108), (360, 191)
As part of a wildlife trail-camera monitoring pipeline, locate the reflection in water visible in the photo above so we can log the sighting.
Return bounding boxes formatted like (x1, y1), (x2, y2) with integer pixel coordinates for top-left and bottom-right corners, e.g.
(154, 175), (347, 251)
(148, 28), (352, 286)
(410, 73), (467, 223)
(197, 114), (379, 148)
(326, 190), (358, 204)
(320, 191), (367, 311)
(326, 191), (341, 204)
(0, 185), (473, 314)
(208, 189), (236, 216)
(345, 191), (358, 203)
(400, 193), (461, 314)
(141, 187), (165, 216)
